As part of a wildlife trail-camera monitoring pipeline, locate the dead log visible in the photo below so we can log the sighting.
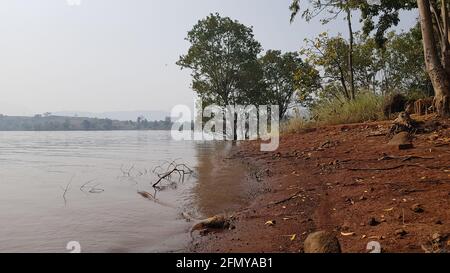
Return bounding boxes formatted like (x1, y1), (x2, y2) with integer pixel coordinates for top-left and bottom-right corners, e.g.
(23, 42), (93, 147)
(190, 215), (231, 236)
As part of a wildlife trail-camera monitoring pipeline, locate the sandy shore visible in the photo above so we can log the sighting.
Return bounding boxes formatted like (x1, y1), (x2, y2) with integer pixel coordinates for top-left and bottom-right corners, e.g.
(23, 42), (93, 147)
(191, 116), (450, 253)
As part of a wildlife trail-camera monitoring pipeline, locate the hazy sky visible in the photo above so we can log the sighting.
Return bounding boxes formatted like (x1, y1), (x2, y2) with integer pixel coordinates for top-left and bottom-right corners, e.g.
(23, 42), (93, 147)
(0, 0), (418, 116)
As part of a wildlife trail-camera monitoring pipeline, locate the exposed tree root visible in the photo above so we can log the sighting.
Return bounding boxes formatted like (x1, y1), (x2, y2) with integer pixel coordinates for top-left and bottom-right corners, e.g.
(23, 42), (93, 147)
(270, 191), (303, 206)
(348, 164), (433, 171)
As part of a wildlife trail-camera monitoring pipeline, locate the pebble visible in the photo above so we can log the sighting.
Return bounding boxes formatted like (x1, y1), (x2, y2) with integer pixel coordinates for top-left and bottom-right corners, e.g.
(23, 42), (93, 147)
(432, 233), (442, 243)
(395, 229), (408, 237)
(368, 218), (380, 226)
(411, 204), (424, 213)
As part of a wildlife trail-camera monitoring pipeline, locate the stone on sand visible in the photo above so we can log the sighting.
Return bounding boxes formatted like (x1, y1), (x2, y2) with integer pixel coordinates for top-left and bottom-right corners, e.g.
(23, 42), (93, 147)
(304, 231), (342, 253)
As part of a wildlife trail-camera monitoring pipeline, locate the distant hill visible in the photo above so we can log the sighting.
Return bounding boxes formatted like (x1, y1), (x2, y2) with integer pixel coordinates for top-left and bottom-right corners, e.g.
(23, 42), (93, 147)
(0, 114), (172, 131)
(53, 111), (170, 122)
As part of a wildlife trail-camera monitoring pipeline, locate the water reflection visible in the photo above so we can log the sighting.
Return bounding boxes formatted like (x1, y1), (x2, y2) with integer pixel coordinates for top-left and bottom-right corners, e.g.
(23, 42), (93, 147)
(191, 141), (255, 217)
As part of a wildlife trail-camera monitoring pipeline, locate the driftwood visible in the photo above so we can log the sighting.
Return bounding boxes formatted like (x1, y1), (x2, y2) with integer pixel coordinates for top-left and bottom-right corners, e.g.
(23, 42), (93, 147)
(137, 191), (177, 208)
(152, 160), (194, 188)
(190, 215), (231, 237)
(80, 180), (104, 194)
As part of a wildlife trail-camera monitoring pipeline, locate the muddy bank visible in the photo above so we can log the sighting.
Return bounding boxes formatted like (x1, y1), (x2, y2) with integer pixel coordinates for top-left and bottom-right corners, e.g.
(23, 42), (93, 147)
(191, 116), (450, 253)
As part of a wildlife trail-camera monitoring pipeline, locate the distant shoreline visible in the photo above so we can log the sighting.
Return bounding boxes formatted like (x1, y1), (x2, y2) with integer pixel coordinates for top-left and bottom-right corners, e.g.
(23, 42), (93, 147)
(0, 115), (172, 131)
(0, 129), (172, 132)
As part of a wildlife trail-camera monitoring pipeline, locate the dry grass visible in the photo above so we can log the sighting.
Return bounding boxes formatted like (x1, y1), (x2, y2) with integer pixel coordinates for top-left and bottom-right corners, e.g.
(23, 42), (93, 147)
(283, 93), (385, 133)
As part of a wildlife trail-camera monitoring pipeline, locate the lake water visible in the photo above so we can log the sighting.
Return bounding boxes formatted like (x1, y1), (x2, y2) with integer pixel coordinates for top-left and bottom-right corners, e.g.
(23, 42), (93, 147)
(0, 131), (250, 253)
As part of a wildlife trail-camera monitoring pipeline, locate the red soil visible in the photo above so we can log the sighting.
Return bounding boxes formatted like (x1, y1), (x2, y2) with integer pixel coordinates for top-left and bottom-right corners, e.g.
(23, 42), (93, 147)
(191, 116), (450, 253)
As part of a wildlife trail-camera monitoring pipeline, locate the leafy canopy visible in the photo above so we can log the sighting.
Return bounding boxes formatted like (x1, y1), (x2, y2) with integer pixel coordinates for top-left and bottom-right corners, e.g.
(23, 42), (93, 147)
(177, 13), (262, 106)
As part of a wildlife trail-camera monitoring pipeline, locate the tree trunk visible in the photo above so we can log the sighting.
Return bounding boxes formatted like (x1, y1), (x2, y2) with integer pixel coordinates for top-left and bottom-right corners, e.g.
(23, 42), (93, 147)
(418, 0), (450, 116)
(346, 7), (356, 100)
(442, 0), (450, 77)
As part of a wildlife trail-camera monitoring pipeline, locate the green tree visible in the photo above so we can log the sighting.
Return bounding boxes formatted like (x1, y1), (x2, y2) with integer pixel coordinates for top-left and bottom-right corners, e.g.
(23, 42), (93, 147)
(290, 0), (359, 100)
(302, 33), (354, 101)
(359, 0), (450, 116)
(301, 28), (429, 101)
(177, 13), (262, 107)
(259, 50), (320, 118)
(380, 26), (431, 96)
(352, 35), (380, 93)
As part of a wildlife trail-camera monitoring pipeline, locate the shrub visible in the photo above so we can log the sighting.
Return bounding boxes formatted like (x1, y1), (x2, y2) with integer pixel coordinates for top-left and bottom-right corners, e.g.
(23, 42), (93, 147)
(311, 93), (384, 126)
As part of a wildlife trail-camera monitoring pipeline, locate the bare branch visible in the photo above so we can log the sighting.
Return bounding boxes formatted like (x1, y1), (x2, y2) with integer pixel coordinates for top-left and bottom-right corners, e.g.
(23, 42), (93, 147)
(152, 160), (194, 188)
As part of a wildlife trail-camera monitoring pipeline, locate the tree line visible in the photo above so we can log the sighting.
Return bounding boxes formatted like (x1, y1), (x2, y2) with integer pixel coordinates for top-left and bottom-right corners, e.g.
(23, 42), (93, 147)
(0, 115), (172, 131)
(177, 0), (450, 121)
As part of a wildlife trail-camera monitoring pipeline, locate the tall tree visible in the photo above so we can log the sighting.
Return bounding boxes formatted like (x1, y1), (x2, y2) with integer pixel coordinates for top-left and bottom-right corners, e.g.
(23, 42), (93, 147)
(302, 33), (353, 101)
(380, 26), (432, 96)
(359, 0), (450, 116)
(259, 50), (320, 119)
(177, 13), (262, 107)
(290, 0), (357, 99)
(302, 29), (430, 100)
(418, 0), (450, 116)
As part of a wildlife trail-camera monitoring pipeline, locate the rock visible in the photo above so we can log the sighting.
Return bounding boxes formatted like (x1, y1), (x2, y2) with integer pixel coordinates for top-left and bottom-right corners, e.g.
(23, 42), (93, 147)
(388, 132), (413, 150)
(304, 231), (342, 253)
(411, 204), (424, 213)
(395, 229), (408, 237)
(359, 196), (367, 201)
(432, 233), (442, 243)
(368, 218), (380, 226)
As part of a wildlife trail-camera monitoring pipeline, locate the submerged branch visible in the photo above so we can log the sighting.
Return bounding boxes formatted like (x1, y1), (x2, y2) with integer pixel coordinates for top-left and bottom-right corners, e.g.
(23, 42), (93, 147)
(152, 160), (194, 188)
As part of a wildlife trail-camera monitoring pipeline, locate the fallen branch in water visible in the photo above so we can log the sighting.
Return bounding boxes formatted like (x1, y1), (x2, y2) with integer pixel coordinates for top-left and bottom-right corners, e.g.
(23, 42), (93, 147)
(60, 176), (74, 206)
(119, 164), (135, 177)
(152, 160), (194, 188)
(137, 190), (177, 208)
(80, 180), (104, 194)
(137, 190), (156, 200)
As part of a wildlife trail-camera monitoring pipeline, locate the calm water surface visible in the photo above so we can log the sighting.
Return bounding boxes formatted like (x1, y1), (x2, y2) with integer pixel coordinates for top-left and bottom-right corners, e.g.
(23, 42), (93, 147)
(0, 131), (249, 253)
